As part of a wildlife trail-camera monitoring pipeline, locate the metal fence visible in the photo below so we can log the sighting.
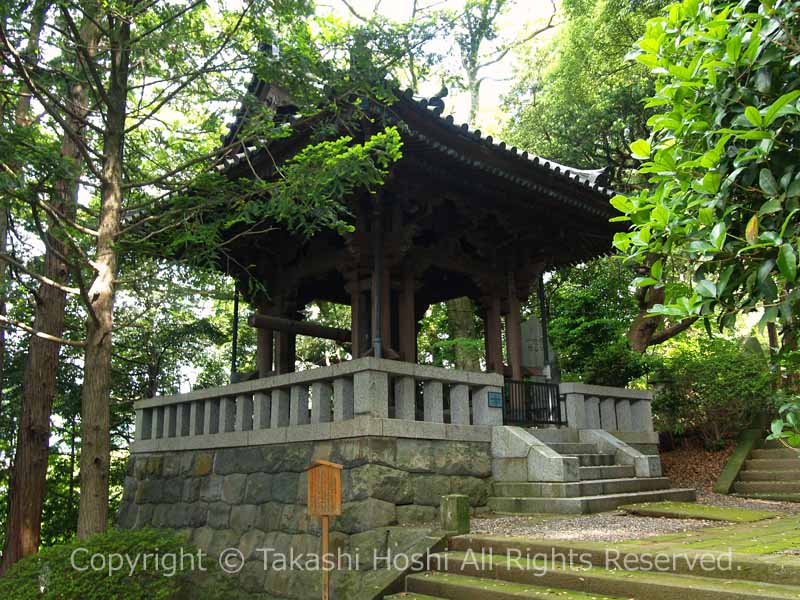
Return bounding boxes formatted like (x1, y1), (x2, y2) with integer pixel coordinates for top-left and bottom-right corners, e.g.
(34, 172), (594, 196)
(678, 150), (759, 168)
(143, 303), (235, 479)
(503, 380), (566, 427)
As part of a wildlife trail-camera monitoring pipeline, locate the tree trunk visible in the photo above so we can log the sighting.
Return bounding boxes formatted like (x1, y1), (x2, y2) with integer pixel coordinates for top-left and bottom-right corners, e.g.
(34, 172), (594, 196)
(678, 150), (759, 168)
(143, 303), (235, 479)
(0, 4), (98, 574)
(446, 296), (481, 371)
(627, 284), (665, 353)
(77, 13), (131, 539)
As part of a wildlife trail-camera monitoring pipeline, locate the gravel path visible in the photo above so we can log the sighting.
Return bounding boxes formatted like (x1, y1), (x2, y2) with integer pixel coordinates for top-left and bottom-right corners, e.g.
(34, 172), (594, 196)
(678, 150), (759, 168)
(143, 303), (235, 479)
(470, 512), (719, 542)
(697, 491), (800, 513)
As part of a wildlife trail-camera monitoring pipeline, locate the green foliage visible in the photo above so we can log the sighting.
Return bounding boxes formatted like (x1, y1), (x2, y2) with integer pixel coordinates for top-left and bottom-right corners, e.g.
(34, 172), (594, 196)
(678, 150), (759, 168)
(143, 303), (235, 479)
(0, 528), (237, 600)
(417, 302), (485, 368)
(544, 257), (651, 386)
(504, 0), (665, 188)
(612, 0), (800, 335)
(653, 334), (772, 448)
(768, 394), (800, 448)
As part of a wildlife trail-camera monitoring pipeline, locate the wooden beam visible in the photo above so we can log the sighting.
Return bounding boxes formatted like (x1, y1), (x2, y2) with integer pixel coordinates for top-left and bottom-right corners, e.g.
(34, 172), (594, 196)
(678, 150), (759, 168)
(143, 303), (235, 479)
(248, 314), (351, 344)
(485, 296), (504, 375)
(398, 267), (416, 362)
(349, 274), (363, 358)
(506, 272), (523, 380)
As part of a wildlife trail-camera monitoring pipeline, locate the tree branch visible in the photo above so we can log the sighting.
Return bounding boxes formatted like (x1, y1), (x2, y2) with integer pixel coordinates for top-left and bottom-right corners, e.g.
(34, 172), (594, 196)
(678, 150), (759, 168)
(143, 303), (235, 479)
(648, 317), (699, 347)
(0, 315), (86, 347)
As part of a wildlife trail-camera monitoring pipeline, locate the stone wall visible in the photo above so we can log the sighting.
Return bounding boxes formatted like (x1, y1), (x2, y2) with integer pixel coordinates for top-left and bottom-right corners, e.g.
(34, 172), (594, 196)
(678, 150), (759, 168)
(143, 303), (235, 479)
(118, 436), (491, 599)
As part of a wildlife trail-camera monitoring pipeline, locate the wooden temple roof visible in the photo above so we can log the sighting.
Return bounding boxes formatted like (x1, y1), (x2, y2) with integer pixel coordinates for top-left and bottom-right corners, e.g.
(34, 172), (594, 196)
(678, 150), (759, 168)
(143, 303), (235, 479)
(212, 82), (624, 309)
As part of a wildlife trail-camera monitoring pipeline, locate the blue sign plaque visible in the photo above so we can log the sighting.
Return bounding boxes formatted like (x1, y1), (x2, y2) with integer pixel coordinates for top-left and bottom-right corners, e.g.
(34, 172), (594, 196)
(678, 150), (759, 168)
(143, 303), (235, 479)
(487, 391), (503, 408)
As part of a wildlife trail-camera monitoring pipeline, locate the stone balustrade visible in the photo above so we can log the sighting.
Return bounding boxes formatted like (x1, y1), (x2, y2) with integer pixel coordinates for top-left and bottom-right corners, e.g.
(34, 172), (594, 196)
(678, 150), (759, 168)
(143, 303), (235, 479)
(133, 358), (504, 453)
(559, 382), (654, 432)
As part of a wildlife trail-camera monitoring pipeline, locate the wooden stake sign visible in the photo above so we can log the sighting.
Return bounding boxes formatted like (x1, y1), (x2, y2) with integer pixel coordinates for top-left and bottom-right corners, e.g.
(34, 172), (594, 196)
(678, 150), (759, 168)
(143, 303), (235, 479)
(306, 460), (342, 600)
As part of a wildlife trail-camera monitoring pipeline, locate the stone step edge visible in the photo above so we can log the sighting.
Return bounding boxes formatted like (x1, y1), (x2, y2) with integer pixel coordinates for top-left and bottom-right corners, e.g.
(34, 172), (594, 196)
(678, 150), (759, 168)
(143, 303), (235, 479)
(433, 551), (800, 599)
(405, 571), (622, 600)
(494, 476), (672, 487)
(488, 487), (694, 504)
(385, 592), (443, 600)
(446, 537), (800, 587)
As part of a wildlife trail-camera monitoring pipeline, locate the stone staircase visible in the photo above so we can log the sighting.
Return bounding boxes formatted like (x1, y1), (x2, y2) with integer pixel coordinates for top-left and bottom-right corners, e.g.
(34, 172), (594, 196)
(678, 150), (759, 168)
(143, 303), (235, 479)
(387, 535), (800, 600)
(734, 439), (800, 502)
(489, 428), (694, 514)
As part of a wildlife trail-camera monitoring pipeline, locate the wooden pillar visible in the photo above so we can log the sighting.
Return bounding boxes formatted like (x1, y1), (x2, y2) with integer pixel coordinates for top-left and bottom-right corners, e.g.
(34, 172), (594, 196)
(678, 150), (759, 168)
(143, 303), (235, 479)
(274, 300), (297, 374)
(398, 268), (416, 363)
(256, 302), (274, 377)
(275, 331), (291, 374)
(349, 274), (362, 358)
(484, 296), (504, 375)
(506, 272), (523, 380)
(381, 265), (392, 352)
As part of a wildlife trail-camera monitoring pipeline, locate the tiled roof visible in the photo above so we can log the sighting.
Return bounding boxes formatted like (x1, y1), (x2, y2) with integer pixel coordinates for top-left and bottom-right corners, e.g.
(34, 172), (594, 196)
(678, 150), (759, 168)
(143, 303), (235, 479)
(215, 84), (616, 216)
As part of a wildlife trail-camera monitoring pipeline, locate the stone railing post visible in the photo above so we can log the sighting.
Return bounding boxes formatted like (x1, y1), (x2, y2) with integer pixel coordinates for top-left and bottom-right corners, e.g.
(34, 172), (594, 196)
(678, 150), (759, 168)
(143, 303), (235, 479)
(450, 384), (470, 425)
(600, 398), (617, 431)
(394, 375), (415, 421)
(290, 385), (310, 426)
(271, 388), (290, 428)
(631, 395), (654, 432)
(235, 394), (253, 432)
(564, 392), (586, 429)
(332, 378), (354, 421)
(585, 396), (601, 429)
(311, 381), (333, 424)
(423, 380), (444, 423)
(354, 369), (389, 418)
(473, 385), (503, 426)
(615, 398), (632, 431)
(253, 392), (271, 429)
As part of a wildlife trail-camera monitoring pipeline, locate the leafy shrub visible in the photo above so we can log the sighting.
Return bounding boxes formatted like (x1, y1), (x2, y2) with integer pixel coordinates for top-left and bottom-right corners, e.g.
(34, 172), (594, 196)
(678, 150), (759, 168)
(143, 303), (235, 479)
(653, 335), (772, 448)
(0, 528), (237, 600)
(580, 338), (654, 387)
(768, 393), (800, 449)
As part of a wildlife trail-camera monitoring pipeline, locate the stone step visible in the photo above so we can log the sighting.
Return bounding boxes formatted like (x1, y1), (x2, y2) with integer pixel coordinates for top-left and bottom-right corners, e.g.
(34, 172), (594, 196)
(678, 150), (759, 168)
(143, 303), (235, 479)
(547, 442), (598, 455)
(579, 465), (635, 480)
(745, 458), (800, 471)
(751, 448), (800, 459)
(405, 572), (622, 600)
(734, 481), (800, 494)
(739, 469), (800, 481)
(528, 428), (579, 443)
(763, 439), (788, 450)
(434, 551), (800, 600)
(734, 492), (800, 503)
(386, 593), (443, 600)
(492, 477), (672, 499)
(449, 536), (800, 586)
(570, 453), (616, 467)
(488, 487), (696, 514)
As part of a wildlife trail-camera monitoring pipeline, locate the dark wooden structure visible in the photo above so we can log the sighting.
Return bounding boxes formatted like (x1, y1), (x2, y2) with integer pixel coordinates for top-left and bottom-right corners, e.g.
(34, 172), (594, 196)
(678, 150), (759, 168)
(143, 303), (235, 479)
(215, 85), (621, 380)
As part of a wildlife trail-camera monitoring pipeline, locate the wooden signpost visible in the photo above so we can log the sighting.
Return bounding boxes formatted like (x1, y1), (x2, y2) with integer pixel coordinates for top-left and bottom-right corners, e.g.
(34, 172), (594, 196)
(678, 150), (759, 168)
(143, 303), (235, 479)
(307, 459), (343, 600)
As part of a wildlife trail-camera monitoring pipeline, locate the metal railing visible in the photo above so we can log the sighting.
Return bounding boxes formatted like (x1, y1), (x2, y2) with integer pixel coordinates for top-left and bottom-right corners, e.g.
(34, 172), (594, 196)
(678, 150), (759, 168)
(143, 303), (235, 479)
(503, 380), (566, 427)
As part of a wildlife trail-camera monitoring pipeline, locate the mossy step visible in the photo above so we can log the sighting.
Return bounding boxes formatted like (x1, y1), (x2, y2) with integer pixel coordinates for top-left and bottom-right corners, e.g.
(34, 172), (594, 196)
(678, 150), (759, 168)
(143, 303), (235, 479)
(751, 448), (800, 459)
(734, 481), (800, 494)
(739, 470), (800, 481)
(406, 572), (626, 600)
(619, 501), (780, 522)
(385, 593), (445, 600)
(435, 551), (800, 600)
(734, 492), (800, 503)
(449, 534), (800, 586)
(490, 488), (695, 515)
(745, 459), (800, 470)
(493, 478), (672, 499)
